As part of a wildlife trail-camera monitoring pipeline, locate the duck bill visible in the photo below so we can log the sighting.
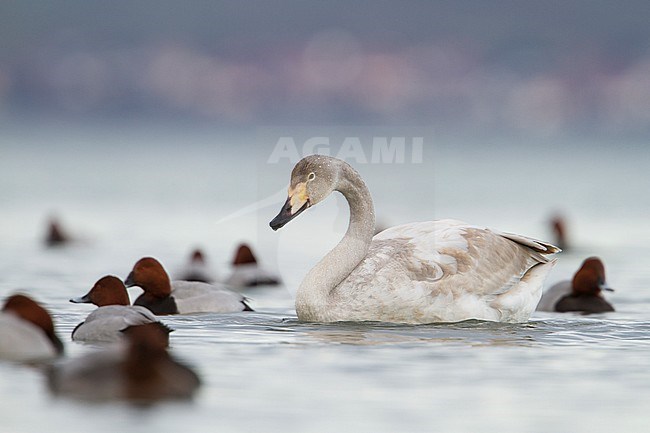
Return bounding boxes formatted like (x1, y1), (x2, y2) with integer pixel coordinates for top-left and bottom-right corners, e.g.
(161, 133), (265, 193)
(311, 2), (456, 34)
(600, 282), (614, 292)
(124, 271), (136, 287)
(69, 293), (91, 304)
(270, 196), (310, 231)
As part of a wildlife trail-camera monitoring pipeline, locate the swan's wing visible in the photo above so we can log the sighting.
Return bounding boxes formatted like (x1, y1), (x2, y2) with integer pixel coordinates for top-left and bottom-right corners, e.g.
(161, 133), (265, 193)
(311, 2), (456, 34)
(371, 219), (554, 298)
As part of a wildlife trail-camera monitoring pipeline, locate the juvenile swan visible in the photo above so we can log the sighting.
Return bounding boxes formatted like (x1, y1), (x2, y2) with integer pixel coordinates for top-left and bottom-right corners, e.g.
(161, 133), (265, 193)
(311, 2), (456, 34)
(270, 155), (560, 324)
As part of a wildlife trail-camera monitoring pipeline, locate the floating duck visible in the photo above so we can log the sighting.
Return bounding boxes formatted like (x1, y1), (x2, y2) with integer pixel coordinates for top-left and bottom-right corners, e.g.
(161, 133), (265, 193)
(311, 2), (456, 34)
(125, 257), (253, 314)
(176, 248), (216, 283)
(537, 257), (614, 314)
(70, 275), (169, 342)
(223, 243), (282, 288)
(0, 294), (64, 362)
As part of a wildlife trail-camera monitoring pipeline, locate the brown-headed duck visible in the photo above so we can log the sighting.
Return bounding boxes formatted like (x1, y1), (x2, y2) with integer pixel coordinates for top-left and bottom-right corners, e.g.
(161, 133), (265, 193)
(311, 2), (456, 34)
(125, 257), (252, 315)
(537, 257), (614, 314)
(70, 275), (168, 342)
(176, 248), (216, 283)
(223, 243), (282, 288)
(0, 294), (64, 362)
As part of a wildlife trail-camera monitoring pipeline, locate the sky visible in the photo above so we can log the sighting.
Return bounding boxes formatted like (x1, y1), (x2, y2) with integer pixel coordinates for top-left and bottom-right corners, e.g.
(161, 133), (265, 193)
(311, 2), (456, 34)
(1, 1), (649, 136)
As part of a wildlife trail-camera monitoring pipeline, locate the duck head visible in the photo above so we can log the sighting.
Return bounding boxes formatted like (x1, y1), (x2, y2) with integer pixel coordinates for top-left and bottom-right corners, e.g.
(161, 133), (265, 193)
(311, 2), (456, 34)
(125, 257), (172, 298)
(232, 243), (257, 266)
(572, 257), (614, 297)
(70, 275), (130, 306)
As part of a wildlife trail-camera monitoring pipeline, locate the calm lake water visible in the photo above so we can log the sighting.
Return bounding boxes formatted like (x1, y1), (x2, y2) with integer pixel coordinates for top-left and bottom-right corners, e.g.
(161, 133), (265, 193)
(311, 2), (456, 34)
(1, 121), (649, 433)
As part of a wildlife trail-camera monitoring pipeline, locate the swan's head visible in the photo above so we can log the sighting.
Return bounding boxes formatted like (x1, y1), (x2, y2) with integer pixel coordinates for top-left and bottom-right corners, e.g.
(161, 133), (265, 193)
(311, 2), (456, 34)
(270, 155), (338, 230)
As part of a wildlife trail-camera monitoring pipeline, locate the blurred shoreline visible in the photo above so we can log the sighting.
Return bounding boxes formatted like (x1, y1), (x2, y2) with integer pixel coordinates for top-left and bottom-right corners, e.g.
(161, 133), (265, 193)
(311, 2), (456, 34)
(1, 2), (649, 138)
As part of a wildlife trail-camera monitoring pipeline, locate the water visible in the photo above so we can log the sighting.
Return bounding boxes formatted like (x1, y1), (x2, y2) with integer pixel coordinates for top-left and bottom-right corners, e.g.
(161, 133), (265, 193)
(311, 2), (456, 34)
(1, 122), (649, 433)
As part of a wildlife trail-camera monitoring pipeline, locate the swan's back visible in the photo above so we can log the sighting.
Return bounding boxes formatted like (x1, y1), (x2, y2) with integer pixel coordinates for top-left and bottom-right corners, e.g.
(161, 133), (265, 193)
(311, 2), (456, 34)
(329, 219), (557, 323)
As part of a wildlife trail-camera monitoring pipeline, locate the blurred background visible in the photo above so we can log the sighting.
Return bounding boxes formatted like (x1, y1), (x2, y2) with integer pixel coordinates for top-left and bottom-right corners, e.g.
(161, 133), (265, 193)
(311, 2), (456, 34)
(1, 0), (649, 135)
(1, 0), (649, 289)
(2, 4), (650, 433)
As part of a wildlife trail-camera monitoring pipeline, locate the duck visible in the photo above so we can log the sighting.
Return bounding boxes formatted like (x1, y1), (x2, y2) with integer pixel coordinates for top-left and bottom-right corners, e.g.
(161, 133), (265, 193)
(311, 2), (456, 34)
(549, 213), (569, 251)
(44, 216), (71, 247)
(0, 294), (64, 362)
(70, 275), (169, 342)
(47, 323), (200, 403)
(125, 257), (253, 315)
(537, 257), (614, 314)
(223, 243), (282, 288)
(176, 248), (216, 283)
(269, 155), (560, 324)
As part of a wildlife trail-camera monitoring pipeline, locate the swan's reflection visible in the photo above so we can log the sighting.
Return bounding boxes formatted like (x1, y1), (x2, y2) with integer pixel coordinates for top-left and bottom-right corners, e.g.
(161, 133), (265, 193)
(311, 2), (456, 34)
(293, 320), (539, 347)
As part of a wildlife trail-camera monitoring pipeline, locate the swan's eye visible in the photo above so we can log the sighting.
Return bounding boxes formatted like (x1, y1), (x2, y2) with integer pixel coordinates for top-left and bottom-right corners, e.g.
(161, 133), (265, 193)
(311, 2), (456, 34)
(307, 172), (316, 181)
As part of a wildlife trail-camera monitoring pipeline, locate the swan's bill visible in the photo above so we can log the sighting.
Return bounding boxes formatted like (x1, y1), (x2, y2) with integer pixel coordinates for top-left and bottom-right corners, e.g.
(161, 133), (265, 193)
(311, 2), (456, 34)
(288, 182), (310, 213)
(270, 196), (310, 231)
(270, 182), (312, 230)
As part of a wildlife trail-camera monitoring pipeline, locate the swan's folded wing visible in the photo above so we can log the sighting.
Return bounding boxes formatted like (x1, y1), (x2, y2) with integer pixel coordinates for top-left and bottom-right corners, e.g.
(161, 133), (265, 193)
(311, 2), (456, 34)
(372, 220), (549, 298)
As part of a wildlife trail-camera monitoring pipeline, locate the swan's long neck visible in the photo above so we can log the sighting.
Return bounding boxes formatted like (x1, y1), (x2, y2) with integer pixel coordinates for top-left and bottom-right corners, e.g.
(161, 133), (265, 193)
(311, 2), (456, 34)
(296, 164), (375, 321)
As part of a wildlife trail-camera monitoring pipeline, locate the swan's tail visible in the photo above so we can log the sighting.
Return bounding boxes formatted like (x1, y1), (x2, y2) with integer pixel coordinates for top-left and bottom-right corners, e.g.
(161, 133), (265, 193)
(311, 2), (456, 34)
(498, 231), (561, 257)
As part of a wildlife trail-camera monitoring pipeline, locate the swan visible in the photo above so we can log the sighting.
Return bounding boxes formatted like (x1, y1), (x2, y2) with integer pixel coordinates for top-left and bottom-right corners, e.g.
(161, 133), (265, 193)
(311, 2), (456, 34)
(270, 155), (560, 324)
